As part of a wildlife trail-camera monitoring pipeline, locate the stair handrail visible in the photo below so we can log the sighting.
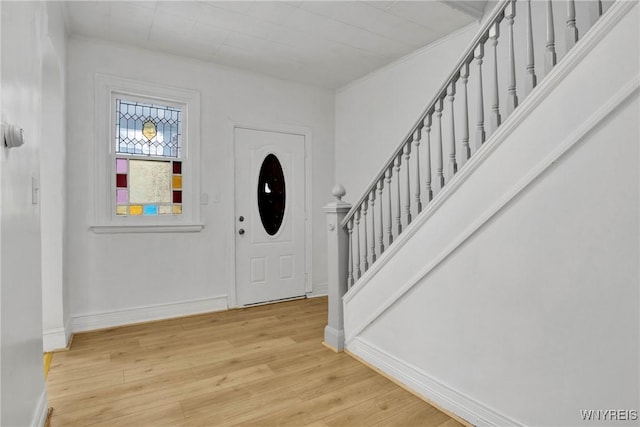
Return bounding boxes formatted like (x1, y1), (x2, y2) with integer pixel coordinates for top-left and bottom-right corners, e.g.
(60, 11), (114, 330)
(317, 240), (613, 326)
(341, 0), (510, 229)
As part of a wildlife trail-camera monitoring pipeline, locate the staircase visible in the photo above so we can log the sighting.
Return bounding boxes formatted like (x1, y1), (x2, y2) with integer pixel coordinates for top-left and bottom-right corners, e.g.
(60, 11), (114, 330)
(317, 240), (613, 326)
(324, 1), (639, 425)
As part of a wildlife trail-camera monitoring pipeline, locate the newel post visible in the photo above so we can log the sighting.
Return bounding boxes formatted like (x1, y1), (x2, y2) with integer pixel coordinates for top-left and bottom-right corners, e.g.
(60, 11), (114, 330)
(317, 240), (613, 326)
(323, 184), (352, 352)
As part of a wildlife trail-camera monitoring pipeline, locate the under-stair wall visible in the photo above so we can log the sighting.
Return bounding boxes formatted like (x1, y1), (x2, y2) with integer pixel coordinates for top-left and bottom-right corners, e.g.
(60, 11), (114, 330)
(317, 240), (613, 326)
(340, 2), (638, 425)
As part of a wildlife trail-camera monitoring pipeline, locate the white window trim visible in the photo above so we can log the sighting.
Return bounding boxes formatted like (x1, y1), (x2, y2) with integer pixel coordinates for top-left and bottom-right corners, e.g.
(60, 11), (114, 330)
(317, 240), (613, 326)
(91, 74), (202, 233)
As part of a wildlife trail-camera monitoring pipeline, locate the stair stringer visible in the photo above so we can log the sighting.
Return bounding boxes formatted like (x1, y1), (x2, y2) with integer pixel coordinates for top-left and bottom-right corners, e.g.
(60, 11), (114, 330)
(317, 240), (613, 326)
(343, 2), (638, 425)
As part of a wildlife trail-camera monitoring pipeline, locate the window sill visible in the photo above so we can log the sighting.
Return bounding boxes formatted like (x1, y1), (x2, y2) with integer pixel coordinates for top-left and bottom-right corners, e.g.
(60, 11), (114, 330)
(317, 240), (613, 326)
(90, 224), (204, 234)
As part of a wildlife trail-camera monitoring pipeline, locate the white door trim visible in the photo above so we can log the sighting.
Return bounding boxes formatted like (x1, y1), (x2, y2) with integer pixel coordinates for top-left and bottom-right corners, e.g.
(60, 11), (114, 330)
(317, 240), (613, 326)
(227, 120), (312, 308)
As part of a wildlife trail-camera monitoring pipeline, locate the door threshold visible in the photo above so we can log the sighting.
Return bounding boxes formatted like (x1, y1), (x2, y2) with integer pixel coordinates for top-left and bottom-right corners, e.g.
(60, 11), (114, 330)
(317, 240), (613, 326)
(243, 295), (307, 308)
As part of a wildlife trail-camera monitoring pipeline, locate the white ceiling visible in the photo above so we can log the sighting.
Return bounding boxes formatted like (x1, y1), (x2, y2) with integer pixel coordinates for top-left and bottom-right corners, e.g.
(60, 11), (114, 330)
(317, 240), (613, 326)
(63, 1), (485, 89)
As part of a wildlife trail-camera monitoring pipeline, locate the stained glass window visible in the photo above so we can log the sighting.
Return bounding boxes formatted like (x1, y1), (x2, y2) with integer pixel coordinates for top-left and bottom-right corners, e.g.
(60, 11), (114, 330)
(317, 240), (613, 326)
(116, 157), (182, 216)
(113, 97), (184, 217)
(115, 99), (181, 157)
(115, 158), (182, 216)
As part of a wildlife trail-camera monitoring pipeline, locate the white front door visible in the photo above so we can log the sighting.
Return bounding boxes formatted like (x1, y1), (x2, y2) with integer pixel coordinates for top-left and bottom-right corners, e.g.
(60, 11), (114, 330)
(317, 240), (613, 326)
(234, 127), (306, 306)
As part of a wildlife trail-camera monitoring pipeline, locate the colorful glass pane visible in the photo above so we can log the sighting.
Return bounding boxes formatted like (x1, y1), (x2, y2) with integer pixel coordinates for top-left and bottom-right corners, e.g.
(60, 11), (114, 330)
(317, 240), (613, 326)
(172, 205), (182, 215)
(173, 161), (182, 174)
(159, 205), (171, 215)
(129, 205), (143, 215)
(173, 191), (182, 204)
(129, 160), (171, 204)
(143, 205), (158, 216)
(116, 174), (127, 188)
(142, 120), (157, 141)
(116, 158), (128, 173)
(172, 175), (182, 189)
(116, 189), (128, 204)
(116, 205), (127, 216)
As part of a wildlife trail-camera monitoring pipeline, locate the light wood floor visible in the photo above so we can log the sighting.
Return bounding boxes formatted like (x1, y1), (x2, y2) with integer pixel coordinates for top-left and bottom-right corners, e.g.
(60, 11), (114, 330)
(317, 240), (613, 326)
(47, 297), (463, 427)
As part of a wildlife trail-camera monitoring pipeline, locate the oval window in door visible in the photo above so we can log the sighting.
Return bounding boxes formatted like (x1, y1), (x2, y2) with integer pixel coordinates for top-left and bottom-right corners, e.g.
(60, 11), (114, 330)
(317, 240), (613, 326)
(257, 154), (286, 236)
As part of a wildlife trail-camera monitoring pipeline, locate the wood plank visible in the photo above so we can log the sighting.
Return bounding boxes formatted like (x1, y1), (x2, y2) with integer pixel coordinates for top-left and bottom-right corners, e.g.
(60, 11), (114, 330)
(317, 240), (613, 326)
(370, 400), (453, 427)
(87, 402), (185, 427)
(47, 370), (124, 399)
(235, 375), (396, 427)
(181, 390), (303, 426)
(323, 388), (424, 427)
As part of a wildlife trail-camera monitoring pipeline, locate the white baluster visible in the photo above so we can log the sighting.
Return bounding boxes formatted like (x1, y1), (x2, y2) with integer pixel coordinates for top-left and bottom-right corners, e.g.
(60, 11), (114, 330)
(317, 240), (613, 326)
(404, 142), (412, 225)
(506, 0), (519, 115)
(589, 0), (603, 26)
(395, 154), (402, 235)
(361, 196), (369, 272)
(434, 98), (445, 191)
(489, 21), (502, 134)
(354, 208), (361, 279)
(447, 81), (458, 177)
(566, 0), (578, 51)
(347, 219), (354, 288)
(424, 114), (433, 202)
(545, 0), (557, 74)
(474, 43), (486, 150)
(385, 167), (393, 246)
(413, 129), (422, 214)
(369, 190), (376, 264)
(460, 64), (470, 164)
(525, 0), (538, 95)
(377, 178), (384, 254)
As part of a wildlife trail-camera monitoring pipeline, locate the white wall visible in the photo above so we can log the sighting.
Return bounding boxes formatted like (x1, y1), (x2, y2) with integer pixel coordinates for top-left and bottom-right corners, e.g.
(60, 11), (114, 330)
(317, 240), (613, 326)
(1, 1), (53, 425)
(41, 1), (68, 351)
(334, 23), (479, 201)
(66, 36), (335, 326)
(345, 3), (639, 426)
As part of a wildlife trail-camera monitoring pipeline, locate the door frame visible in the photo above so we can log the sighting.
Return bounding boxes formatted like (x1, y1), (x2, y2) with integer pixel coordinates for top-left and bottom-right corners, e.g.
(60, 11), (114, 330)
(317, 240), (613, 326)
(227, 120), (313, 308)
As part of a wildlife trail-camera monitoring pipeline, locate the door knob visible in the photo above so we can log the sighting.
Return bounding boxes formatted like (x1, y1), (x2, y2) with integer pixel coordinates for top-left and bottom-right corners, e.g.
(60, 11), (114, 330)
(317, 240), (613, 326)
(238, 229), (245, 235)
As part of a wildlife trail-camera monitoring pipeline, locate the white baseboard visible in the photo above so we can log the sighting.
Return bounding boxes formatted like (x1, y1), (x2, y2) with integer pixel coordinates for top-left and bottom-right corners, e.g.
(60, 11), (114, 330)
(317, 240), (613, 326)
(71, 296), (228, 333)
(323, 325), (345, 352)
(309, 282), (328, 297)
(31, 389), (48, 427)
(43, 327), (69, 352)
(348, 337), (522, 427)
(64, 317), (72, 345)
